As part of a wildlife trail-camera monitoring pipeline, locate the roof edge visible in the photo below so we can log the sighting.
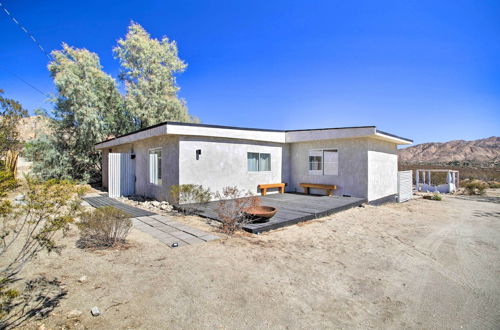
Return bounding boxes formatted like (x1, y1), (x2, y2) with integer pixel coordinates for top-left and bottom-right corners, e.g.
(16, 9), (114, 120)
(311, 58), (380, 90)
(95, 121), (413, 147)
(375, 129), (413, 143)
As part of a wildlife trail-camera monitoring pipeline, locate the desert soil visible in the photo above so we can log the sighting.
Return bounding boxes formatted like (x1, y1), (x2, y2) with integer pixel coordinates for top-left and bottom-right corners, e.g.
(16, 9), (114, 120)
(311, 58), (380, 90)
(18, 191), (500, 329)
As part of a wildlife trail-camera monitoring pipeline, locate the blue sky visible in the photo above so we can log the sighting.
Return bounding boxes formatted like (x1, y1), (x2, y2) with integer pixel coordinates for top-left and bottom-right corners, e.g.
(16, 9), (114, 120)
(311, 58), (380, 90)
(1, 0), (499, 145)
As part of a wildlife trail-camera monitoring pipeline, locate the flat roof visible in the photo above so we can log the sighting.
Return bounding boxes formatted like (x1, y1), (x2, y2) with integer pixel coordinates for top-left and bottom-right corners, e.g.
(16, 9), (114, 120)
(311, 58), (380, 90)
(95, 120), (413, 148)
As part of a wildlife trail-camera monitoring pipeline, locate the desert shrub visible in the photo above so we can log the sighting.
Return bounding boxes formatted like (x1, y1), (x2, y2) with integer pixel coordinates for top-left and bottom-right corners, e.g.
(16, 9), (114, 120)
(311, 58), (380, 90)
(170, 184), (212, 214)
(77, 206), (132, 248)
(423, 192), (442, 201)
(214, 186), (261, 235)
(1, 176), (86, 328)
(431, 193), (442, 201)
(488, 181), (500, 189)
(464, 180), (488, 195)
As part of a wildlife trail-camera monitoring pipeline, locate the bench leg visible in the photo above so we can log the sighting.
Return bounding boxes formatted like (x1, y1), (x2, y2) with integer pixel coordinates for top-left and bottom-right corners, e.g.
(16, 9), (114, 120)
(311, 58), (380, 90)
(279, 186), (284, 194)
(304, 187), (310, 195)
(326, 189), (332, 196)
(261, 188), (267, 196)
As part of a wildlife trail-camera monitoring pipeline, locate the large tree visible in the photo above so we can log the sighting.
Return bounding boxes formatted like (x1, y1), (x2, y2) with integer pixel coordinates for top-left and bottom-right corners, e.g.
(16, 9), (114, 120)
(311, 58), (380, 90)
(114, 23), (196, 128)
(28, 44), (132, 182)
(29, 23), (197, 183)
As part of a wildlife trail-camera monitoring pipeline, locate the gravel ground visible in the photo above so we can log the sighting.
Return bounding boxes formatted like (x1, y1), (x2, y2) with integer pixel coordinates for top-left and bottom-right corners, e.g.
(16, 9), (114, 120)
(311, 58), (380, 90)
(13, 190), (500, 329)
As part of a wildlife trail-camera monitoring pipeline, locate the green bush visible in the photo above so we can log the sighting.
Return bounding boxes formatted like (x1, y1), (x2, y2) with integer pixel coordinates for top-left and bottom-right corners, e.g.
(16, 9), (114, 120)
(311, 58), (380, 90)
(169, 184), (211, 214)
(464, 180), (488, 195)
(423, 192), (442, 201)
(431, 193), (442, 201)
(170, 184), (212, 204)
(77, 206), (132, 248)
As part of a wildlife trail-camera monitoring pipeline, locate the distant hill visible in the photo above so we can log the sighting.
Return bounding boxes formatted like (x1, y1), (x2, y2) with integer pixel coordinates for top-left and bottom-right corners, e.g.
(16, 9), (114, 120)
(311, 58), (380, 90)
(17, 115), (50, 142)
(398, 137), (500, 166)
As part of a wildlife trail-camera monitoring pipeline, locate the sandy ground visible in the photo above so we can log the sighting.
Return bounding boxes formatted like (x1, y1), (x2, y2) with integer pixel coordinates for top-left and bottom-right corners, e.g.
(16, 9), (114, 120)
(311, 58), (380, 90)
(14, 190), (500, 329)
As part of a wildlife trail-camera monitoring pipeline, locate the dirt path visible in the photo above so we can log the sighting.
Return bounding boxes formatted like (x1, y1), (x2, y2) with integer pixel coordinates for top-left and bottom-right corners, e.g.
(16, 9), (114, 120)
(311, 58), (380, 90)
(18, 192), (500, 329)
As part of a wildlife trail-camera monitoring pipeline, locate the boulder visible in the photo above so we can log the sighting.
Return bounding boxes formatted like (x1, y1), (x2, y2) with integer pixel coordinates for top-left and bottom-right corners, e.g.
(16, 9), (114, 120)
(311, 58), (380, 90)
(91, 306), (100, 316)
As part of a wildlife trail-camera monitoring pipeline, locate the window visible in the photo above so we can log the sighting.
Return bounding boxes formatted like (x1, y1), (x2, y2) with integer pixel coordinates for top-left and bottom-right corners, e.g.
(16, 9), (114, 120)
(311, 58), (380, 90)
(323, 150), (338, 175)
(309, 149), (338, 175)
(247, 152), (271, 171)
(149, 148), (162, 185)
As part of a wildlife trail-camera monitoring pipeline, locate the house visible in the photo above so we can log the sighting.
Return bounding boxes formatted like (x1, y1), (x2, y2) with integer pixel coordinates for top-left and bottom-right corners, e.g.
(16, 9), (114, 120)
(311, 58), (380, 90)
(95, 122), (412, 203)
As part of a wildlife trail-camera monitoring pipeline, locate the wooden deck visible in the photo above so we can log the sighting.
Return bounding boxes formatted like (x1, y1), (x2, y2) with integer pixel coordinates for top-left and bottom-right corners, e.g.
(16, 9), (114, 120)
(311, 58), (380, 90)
(192, 193), (366, 234)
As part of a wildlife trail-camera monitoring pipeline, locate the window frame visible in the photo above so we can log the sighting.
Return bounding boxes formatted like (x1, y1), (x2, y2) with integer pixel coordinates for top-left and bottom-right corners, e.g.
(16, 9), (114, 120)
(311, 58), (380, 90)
(247, 152), (272, 172)
(149, 147), (162, 185)
(308, 149), (338, 176)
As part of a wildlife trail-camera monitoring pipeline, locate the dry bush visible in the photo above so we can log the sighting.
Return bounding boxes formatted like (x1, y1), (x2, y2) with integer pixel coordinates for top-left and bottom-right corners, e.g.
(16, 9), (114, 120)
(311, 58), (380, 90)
(488, 181), (500, 189)
(77, 206), (132, 248)
(214, 186), (261, 235)
(1, 176), (86, 328)
(169, 184), (211, 214)
(463, 180), (488, 195)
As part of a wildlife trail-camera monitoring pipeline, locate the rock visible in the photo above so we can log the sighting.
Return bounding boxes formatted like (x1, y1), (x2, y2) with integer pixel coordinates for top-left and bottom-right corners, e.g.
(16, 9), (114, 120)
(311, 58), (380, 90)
(14, 194), (25, 201)
(160, 204), (172, 211)
(151, 201), (160, 207)
(78, 275), (88, 283)
(67, 309), (83, 319)
(90, 306), (100, 316)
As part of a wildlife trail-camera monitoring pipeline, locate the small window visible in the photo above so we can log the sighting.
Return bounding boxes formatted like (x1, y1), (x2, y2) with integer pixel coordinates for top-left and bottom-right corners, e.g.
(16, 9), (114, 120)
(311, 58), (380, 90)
(149, 148), (162, 185)
(247, 152), (271, 171)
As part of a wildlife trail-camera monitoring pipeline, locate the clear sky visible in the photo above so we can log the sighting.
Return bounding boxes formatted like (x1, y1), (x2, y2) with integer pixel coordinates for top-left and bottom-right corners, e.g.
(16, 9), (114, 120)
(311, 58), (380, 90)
(1, 0), (499, 145)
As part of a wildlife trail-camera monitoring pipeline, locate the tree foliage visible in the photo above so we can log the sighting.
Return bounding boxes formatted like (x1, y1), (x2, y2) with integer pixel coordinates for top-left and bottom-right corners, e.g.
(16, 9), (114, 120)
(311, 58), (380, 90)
(28, 23), (196, 182)
(27, 44), (132, 182)
(114, 23), (196, 127)
(0, 90), (28, 160)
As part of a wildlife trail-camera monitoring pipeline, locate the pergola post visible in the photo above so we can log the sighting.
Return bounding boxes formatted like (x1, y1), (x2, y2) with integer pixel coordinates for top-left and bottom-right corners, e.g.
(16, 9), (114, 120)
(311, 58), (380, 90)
(416, 170), (420, 191)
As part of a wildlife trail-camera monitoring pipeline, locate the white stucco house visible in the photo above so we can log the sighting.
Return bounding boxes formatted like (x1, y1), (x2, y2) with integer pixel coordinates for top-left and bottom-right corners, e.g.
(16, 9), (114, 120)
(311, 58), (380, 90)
(95, 122), (412, 204)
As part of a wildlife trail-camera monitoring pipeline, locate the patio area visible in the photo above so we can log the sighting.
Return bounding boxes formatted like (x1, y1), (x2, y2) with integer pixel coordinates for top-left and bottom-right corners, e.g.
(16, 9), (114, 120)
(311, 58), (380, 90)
(192, 193), (366, 233)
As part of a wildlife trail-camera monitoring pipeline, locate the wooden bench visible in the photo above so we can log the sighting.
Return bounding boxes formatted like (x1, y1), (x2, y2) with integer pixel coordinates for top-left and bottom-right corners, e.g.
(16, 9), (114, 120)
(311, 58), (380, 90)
(300, 183), (337, 196)
(258, 183), (285, 196)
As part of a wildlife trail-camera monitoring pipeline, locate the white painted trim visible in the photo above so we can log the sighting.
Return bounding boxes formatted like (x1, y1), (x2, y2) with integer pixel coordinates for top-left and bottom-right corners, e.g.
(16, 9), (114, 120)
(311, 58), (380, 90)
(95, 123), (412, 149)
(373, 132), (413, 145)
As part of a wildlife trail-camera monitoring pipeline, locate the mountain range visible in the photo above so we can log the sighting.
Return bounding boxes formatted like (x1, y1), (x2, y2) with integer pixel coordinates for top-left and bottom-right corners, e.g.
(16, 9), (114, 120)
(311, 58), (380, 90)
(398, 137), (500, 166)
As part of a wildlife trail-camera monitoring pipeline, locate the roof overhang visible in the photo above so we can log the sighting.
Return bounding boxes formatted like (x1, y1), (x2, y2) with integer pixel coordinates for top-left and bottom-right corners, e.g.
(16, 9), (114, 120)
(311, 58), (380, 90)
(95, 122), (286, 149)
(95, 121), (413, 149)
(373, 130), (413, 145)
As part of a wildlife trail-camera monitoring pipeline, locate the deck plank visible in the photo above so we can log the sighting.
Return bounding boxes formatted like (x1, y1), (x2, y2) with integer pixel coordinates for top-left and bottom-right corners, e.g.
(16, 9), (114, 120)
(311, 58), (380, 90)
(190, 193), (365, 233)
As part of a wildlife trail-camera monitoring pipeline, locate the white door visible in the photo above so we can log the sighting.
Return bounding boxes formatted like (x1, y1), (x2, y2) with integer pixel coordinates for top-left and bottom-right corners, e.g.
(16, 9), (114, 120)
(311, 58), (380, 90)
(108, 153), (135, 197)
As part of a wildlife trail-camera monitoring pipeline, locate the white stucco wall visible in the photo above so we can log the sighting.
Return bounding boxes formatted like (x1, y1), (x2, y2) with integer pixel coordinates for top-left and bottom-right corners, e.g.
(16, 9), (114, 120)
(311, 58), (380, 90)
(178, 136), (284, 197)
(288, 138), (369, 198)
(101, 133), (400, 203)
(100, 136), (179, 201)
(367, 139), (398, 202)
